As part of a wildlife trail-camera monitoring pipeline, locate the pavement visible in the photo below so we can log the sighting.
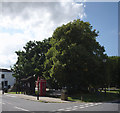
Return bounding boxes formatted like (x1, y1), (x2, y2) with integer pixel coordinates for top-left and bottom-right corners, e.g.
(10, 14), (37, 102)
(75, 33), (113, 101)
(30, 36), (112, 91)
(3, 92), (71, 103)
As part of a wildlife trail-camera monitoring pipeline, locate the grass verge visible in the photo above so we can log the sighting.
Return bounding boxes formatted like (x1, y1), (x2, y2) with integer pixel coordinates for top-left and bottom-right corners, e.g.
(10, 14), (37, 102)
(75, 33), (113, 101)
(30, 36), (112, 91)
(8, 92), (24, 94)
(68, 92), (120, 102)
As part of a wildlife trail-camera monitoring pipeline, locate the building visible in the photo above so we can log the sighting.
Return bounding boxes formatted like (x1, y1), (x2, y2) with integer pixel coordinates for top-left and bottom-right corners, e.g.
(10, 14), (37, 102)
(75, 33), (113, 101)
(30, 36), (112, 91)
(0, 68), (16, 90)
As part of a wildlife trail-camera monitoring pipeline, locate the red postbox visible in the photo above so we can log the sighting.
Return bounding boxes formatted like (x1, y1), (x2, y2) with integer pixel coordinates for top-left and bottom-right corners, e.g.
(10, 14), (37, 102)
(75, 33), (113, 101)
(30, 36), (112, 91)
(36, 77), (46, 96)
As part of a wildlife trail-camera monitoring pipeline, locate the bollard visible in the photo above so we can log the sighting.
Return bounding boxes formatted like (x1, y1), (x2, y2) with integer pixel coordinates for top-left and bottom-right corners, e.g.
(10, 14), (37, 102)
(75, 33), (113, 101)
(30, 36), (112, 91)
(81, 96), (82, 101)
(61, 87), (68, 101)
(2, 89), (4, 94)
(37, 92), (39, 100)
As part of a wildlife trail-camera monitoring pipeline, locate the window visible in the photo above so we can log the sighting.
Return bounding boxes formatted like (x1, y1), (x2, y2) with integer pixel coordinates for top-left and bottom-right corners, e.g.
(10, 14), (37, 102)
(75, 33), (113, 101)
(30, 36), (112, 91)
(5, 81), (8, 86)
(1, 74), (5, 79)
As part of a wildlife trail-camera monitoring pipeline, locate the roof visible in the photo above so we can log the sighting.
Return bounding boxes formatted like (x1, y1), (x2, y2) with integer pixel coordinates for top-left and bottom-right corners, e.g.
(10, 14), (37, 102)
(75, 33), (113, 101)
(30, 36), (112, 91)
(21, 76), (33, 81)
(0, 68), (12, 72)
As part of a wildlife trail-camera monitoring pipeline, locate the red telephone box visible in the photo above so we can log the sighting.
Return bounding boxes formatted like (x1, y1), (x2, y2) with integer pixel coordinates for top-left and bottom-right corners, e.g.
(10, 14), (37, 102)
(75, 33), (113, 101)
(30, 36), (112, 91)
(36, 77), (46, 96)
(40, 79), (46, 96)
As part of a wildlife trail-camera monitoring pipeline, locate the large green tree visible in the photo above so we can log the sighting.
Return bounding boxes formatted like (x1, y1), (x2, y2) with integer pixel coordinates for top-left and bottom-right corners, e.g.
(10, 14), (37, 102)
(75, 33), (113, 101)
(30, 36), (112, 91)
(44, 19), (107, 92)
(12, 38), (51, 94)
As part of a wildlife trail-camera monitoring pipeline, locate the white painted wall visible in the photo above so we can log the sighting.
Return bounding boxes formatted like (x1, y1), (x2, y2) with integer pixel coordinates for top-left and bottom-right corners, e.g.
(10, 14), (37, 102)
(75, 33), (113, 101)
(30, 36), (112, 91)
(0, 70), (16, 89)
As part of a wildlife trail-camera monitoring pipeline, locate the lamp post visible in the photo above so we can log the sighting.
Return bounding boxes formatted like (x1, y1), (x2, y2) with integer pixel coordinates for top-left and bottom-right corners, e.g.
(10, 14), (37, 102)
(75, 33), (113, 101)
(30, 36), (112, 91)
(33, 74), (36, 96)
(2, 79), (5, 94)
(36, 77), (40, 100)
(103, 59), (107, 96)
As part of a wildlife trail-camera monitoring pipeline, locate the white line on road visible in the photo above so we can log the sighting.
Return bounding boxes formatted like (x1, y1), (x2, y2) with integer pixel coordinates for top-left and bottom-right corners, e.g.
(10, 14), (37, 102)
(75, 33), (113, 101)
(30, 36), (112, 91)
(5, 95), (16, 98)
(61, 107), (72, 111)
(72, 108), (78, 110)
(73, 106), (78, 108)
(0, 102), (5, 105)
(80, 106), (85, 109)
(89, 103), (94, 104)
(79, 104), (84, 106)
(85, 103), (90, 105)
(85, 105), (89, 107)
(94, 103), (99, 106)
(14, 106), (29, 111)
(57, 102), (103, 111)
(57, 108), (65, 111)
(89, 104), (94, 106)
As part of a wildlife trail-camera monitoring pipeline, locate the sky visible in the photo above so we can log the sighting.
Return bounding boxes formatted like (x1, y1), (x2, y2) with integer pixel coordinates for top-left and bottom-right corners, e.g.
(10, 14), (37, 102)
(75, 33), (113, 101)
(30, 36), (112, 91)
(83, 2), (118, 56)
(0, 1), (118, 69)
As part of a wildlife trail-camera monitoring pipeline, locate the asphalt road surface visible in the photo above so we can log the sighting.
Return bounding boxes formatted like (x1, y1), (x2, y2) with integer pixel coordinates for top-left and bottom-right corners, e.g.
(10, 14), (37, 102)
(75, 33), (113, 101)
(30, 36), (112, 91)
(1, 94), (120, 113)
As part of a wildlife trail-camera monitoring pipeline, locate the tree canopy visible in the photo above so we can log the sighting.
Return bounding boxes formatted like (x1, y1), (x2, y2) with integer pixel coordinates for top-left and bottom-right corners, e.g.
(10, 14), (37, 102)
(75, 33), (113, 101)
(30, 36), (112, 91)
(44, 19), (108, 92)
(12, 38), (51, 81)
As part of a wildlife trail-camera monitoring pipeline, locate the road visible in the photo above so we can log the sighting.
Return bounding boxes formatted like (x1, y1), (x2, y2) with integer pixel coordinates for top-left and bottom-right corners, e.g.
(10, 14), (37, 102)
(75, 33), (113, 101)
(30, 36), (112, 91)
(1, 93), (120, 113)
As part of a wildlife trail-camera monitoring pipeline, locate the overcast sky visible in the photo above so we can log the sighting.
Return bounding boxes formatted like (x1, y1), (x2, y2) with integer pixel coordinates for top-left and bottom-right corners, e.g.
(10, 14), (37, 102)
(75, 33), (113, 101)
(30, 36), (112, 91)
(0, 0), (119, 69)
(0, 1), (86, 69)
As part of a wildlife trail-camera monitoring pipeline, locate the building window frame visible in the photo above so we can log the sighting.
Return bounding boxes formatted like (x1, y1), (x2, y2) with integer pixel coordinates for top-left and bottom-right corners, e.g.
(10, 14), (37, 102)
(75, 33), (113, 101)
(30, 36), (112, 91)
(1, 74), (5, 79)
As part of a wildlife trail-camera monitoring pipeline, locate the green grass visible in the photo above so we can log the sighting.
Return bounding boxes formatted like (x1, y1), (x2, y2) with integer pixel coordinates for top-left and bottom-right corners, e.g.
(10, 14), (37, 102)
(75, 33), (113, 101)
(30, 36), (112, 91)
(98, 89), (120, 94)
(8, 92), (16, 94)
(106, 90), (119, 94)
(8, 92), (24, 94)
(68, 92), (120, 102)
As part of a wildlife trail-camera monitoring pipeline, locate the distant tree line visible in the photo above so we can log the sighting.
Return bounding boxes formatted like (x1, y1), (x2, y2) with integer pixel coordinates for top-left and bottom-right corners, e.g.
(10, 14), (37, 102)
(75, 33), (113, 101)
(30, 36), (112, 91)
(11, 19), (120, 94)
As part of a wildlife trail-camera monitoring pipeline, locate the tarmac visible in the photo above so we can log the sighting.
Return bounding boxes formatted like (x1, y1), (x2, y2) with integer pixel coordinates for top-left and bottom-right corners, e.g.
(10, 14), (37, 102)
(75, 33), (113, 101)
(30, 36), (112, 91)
(2, 92), (71, 103)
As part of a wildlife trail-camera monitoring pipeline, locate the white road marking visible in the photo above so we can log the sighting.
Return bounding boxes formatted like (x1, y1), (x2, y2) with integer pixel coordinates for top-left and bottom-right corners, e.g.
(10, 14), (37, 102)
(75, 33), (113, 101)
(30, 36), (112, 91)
(89, 104), (94, 106)
(94, 103), (99, 106)
(66, 107), (72, 109)
(85, 103), (89, 105)
(57, 102), (103, 111)
(57, 109), (64, 111)
(73, 106), (78, 108)
(80, 106), (85, 109)
(0, 102), (5, 105)
(63, 107), (73, 111)
(14, 106), (29, 111)
(79, 104), (84, 106)
(85, 105), (89, 107)
(5, 95), (16, 98)
(72, 108), (78, 110)
(89, 103), (94, 104)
